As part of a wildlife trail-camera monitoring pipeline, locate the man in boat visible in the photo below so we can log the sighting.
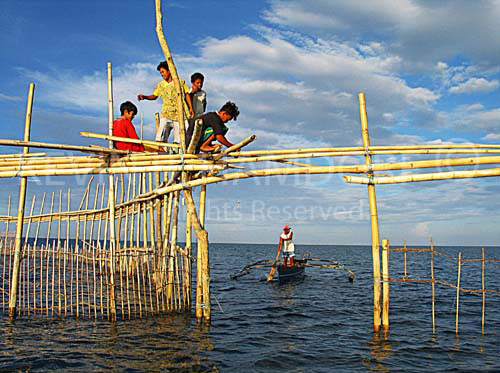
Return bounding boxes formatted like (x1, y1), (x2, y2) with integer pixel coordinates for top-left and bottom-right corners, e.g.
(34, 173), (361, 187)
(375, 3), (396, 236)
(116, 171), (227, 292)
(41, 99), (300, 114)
(280, 225), (295, 266)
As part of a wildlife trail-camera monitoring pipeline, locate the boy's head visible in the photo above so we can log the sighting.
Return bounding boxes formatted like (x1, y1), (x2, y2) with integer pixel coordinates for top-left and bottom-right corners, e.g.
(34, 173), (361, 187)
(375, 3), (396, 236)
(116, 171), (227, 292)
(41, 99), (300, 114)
(120, 101), (137, 118)
(218, 101), (240, 123)
(191, 72), (204, 91)
(157, 61), (171, 81)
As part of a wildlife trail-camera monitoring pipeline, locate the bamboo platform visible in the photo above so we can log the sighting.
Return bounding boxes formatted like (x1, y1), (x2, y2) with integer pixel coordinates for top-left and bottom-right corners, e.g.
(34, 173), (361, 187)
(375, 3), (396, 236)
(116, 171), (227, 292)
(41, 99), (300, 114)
(1, 0), (500, 330)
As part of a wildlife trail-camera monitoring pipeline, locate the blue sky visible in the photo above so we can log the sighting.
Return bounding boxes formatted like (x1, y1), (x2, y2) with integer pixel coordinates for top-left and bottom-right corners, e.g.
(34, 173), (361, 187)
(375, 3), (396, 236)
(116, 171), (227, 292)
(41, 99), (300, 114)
(1, 0), (500, 245)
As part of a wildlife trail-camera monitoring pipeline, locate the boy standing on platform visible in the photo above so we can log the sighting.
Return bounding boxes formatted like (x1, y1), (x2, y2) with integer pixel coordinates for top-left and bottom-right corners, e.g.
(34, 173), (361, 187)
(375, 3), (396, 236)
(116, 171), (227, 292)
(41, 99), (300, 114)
(189, 72), (207, 119)
(137, 61), (193, 144)
(112, 101), (144, 152)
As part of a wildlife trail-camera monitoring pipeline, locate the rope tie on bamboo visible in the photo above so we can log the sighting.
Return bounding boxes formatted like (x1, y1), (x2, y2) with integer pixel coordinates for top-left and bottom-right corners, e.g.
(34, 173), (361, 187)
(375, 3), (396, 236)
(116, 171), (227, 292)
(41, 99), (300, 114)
(16, 153), (25, 177)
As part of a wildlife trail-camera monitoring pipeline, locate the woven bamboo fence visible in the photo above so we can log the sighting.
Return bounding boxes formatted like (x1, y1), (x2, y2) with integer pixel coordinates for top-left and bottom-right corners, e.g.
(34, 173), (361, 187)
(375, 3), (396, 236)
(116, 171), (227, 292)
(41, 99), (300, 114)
(0, 172), (192, 320)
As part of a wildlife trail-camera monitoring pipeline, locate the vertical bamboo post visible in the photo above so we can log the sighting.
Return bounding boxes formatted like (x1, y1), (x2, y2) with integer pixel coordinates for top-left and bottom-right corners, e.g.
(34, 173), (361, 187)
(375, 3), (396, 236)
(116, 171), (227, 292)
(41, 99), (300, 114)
(9, 82), (34, 318)
(196, 185), (207, 319)
(430, 238), (436, 334)
(403, 240), (407, 280)
(455, 252), (462, 336)
(358, 92), (382, 332)
(185, 211), (192, 309)
(381, 239), (390, 331)
(33, 193), (46, 249)
(107, 61), (117, 321)
(481, 248), (485, 335)
(155, 0), (187, 151)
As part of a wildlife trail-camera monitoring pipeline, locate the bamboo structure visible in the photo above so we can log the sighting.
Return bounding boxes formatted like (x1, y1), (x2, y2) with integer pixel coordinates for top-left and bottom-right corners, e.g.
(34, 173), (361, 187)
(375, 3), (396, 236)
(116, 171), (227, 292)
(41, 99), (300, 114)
(1, 0), (500, 331)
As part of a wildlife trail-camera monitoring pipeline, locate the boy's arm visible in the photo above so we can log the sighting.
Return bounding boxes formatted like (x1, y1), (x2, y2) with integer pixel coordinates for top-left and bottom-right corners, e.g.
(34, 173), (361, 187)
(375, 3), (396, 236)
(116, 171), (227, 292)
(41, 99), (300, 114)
(215, 134), (233, 148)
(137, 94), (158, 101)
(185, 92), (194, 117)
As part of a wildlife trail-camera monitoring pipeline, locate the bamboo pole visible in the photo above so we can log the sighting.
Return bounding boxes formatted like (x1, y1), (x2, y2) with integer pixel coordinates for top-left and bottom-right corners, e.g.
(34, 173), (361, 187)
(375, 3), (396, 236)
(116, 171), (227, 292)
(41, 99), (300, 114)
(168, 191), (180, 310)
(155, 0), (187, 152)
(456, 252), (462, 336)
(185, 210), (192, 309)
(0, 139), (128, 156)
(431, 238), (436, 334)
(381, 239), (390, 331)
(344, 168), (500, 185)
(403, 240), (407, 280)
(212, 135), (257, 161)
(80, 132), (180, 149)
(0, 152), (46, 159)
(45, 192), (55, 250)
(23, 195), (36, 249)
(359, 92), (382, 332)
(9, 82), (34, 318)
(107, 62), (117, 322)
(481, 247), (485, 335)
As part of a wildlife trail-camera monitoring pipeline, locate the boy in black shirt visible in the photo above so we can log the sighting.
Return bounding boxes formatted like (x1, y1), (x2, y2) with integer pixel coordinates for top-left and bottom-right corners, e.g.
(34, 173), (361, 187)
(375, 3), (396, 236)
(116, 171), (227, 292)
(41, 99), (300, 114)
(186, 101), (239, 153)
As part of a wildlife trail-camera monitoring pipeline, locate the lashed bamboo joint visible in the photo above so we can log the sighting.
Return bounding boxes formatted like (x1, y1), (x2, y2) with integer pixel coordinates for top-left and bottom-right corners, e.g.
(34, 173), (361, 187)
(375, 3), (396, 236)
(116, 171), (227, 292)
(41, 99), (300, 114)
(1, 0), (500, 329)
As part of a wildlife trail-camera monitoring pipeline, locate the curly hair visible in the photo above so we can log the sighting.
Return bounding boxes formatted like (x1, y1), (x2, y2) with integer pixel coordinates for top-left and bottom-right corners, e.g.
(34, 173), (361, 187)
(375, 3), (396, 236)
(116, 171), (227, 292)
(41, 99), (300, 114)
(220, 101), (240, 120)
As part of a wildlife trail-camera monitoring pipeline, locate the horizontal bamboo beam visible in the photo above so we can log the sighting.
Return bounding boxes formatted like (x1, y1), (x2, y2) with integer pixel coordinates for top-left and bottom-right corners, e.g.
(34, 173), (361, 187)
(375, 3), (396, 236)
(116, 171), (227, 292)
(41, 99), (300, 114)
(80, 132), (181, 149)
(228, 143), (500, 157)
(0, 164), (226, 179)
(343, 167), (500, 184)
(0, 152), (46, 159)
(0, 139), (128, 155)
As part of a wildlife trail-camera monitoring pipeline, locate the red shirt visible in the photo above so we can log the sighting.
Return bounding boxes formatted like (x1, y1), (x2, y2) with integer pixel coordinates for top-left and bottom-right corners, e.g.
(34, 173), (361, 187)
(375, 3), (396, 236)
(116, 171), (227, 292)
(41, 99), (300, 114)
(112, 118), (145, 152)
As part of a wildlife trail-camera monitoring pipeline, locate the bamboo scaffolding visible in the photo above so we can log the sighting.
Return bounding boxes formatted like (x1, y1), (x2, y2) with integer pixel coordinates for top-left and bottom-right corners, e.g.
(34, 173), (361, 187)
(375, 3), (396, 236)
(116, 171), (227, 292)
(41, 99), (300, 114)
(9, 82), (34, 318)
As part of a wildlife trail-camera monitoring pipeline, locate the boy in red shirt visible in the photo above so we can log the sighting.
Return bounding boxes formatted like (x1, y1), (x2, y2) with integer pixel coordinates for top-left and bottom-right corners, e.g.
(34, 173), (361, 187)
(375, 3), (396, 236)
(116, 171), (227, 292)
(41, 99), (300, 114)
(112, 101), (145, 152)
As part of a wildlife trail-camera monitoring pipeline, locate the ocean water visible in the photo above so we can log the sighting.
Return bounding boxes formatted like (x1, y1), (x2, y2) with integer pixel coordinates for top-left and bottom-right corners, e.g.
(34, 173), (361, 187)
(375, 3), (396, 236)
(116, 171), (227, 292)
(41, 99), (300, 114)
(0, 244), (499, 372)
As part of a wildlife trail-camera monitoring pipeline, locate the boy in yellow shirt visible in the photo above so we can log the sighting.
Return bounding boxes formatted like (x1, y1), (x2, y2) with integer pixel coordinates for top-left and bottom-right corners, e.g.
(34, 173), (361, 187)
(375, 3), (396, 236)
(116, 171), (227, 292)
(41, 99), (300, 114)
(138, 61), (193, 144)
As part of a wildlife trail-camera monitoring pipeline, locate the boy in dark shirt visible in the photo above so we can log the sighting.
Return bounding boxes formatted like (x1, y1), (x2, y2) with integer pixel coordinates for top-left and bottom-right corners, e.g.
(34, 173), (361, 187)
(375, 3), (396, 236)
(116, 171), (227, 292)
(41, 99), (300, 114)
(186, 101), (239, 153)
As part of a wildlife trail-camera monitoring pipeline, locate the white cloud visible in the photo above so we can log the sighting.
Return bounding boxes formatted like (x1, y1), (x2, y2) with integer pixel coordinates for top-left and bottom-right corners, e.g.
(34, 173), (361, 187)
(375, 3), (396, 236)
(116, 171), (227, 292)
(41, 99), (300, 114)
(482, 133), (500, 142)
(449, 78), (499, 94)
(0, 92), (22, 102)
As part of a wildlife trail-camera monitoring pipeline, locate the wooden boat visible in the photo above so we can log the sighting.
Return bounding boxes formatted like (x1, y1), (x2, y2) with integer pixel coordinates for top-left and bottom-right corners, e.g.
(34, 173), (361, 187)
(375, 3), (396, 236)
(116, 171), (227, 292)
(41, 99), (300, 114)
(277, 258), (307, 283)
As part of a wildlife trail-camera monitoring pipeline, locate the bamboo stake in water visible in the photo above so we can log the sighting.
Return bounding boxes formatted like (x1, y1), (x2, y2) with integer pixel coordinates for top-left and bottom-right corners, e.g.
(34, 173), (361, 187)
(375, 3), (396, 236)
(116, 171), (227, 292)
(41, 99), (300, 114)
(45, 192), (55, 251)
(9, 83), (34, 318)
(23, 195), (36, 249)
(381, 240), (390, 331)
(107, 61), (118, 321)
(456, 252), (462, 336)
(430, 237), (436, 334)
(403, 240), (408, 280)
(481, 248), (486, 335)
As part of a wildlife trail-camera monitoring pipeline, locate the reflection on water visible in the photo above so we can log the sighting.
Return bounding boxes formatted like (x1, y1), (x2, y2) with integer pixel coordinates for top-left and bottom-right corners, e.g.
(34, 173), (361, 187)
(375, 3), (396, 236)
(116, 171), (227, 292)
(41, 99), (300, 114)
(0, 315), (219, 372)
(366, 332), (394, 372)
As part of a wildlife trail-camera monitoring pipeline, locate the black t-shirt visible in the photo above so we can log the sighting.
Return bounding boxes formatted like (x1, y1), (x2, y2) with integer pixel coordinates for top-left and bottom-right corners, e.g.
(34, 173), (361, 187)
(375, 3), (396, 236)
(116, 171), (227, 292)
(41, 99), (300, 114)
(186, 112), (226, 151)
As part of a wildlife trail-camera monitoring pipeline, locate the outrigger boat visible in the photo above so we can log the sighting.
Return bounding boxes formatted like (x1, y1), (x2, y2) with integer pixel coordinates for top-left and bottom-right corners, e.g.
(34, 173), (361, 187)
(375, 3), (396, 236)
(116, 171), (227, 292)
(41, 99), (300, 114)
(277, 258), (307, 283)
